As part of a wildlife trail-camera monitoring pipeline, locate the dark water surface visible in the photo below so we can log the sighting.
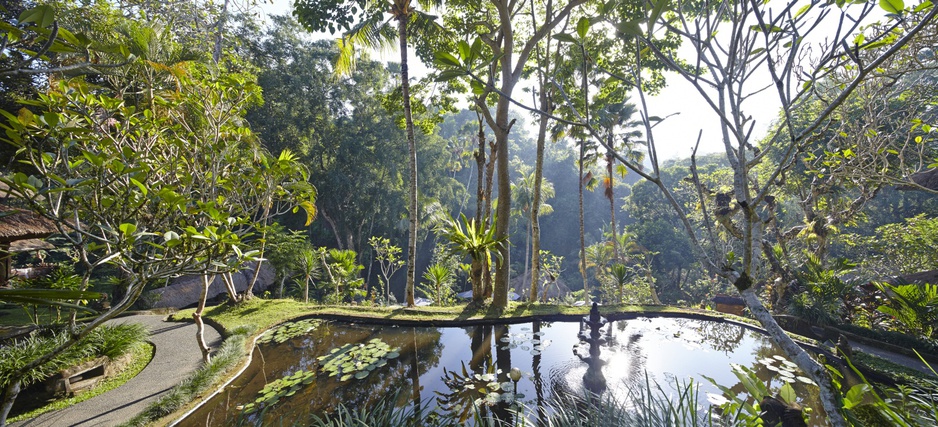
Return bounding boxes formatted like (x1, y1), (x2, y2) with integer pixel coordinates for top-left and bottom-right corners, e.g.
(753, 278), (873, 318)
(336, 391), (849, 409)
(179, 317), (823, 426)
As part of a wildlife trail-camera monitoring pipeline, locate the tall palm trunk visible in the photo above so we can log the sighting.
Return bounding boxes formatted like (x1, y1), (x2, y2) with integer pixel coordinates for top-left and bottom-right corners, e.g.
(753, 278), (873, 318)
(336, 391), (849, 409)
(397, 13), (418, 308)
(475, 117), (486, 226)
(578, 142), (588, 296)
(522, 220), (531, 295)
(606, 148), (620, 262)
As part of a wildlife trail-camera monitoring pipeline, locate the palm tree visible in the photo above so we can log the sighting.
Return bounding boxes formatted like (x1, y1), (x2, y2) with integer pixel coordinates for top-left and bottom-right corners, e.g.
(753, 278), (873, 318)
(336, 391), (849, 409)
(294, 0), (444, 308)
(337, 1), (442, 309)
(510, 170), (555, 300)
(297, 249), (322, 303)
(595, 100), (643, 262)
(422, 263), (453, 306)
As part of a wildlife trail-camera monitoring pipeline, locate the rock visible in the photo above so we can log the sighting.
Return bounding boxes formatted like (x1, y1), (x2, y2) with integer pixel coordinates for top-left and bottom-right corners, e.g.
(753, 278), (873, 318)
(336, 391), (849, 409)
(140, 261), (275, 309)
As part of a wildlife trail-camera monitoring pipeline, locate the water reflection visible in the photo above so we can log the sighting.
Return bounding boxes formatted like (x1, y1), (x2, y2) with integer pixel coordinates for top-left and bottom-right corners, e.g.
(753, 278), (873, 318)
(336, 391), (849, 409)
(575, 303), (608, 396)
(179, 317), (825, 426)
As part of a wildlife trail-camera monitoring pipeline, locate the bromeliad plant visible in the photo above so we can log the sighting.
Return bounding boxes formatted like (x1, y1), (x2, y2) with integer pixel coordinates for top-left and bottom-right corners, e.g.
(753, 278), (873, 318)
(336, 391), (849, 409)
(439, 214), (506, 304)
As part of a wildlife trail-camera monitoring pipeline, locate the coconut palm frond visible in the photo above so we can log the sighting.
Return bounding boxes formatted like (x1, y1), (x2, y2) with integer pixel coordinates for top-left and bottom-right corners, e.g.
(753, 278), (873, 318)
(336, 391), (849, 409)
(408, 10), (447, 42)
(335, 14), (396, 76)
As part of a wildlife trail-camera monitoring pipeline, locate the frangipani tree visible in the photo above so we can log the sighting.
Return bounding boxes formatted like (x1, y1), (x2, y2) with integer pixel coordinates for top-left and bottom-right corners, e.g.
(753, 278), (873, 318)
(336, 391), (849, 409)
(294, 0), (446, 308)
(0, 63), (314, 422)
(545, 0), (937, 424)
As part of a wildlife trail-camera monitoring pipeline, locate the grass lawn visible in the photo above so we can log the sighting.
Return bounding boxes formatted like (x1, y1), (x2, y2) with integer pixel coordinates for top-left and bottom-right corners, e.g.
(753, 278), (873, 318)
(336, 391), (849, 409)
(168, 298), (724, 336)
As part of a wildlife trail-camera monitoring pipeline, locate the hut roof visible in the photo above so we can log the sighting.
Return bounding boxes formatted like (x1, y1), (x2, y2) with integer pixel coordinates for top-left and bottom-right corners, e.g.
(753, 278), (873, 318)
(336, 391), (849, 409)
(898, 169), (938, 193)
(0, 205), (57, 243)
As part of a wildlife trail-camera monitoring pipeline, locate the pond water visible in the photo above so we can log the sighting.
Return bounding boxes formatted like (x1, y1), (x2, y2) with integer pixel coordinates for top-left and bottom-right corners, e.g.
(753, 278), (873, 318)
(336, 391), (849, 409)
(180, 316), (824, 426)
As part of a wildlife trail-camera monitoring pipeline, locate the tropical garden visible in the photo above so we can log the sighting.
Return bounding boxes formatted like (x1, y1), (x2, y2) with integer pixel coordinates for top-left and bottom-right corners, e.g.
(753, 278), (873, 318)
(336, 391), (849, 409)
(0, 0), (937, 425)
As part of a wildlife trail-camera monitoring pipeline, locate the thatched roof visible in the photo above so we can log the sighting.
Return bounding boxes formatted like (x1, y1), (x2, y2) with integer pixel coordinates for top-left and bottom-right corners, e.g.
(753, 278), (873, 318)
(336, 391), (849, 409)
(898, 169), (938, 193)
(0, 205), (57, 243)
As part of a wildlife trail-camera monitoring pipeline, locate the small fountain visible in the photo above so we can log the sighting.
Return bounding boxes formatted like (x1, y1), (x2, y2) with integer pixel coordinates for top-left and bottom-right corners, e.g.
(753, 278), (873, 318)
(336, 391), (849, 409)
(575, 302), (608, 395)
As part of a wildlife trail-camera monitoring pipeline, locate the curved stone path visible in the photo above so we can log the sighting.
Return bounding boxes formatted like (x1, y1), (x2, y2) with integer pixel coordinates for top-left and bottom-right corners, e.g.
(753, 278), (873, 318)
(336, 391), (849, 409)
(13, 314), (222, 427)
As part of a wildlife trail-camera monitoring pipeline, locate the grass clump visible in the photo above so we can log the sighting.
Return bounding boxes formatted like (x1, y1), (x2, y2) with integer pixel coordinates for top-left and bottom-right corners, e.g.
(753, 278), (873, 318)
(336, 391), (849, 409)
(1, 323), (149, 399)
(8, 342), (154, 423)
(120, 329), (250, 427)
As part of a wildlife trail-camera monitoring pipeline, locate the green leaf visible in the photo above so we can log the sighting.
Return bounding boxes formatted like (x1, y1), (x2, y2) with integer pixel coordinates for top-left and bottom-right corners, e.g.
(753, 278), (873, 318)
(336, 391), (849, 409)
(435, 69), (466, 82)
(433, 52), (461, 67)
(470, 79), (486, 96)
(576, 17), (590, 38)
(648, 0), (670, 34)
(552, 33), (579, 44)
(749, 24), (784, 33)
(129, 177), (148, 196)
(119, 223), (137, 237)
(19, 6), (55, 28)
(457, 40), (472, 62)
(779, 383), (797, 404)
(617, 20), (643, 37)
(879, 0), (904, 13)
(843, 384), (870, 409)
(795, 4), (812, 17)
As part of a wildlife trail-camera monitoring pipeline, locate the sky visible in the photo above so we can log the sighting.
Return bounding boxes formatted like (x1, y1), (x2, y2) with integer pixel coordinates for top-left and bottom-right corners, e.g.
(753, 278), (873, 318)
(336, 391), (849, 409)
(253, 1), (818, 162)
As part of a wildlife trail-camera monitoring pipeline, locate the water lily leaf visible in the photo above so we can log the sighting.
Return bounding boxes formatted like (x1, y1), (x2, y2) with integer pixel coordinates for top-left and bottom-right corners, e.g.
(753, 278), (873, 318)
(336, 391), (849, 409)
(354, 370), (369, 380)
(796, 376), (816, 385)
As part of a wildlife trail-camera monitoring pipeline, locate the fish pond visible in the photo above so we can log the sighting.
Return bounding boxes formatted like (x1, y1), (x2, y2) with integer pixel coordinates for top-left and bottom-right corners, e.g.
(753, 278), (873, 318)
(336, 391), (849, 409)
(179, 316), (825, 426)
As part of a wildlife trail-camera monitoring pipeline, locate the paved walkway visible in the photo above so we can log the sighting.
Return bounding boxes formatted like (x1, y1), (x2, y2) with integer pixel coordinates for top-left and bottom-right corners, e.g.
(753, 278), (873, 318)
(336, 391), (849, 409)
(850, 340), (936, 376)
(13, 314), (222, 427)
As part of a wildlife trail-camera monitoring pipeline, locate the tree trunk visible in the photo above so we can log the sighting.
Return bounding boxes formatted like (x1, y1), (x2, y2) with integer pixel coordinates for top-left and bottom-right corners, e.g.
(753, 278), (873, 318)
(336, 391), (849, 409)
(244, 204), (271, 300)
(522, 220), (530, 297)
(739, 287), (845, 426)
(212, 0), (229, 64)
(398, 15), (418, 309)
(606, 149), (620, 262)
(320, 209), (344, 249)
(221, 272), (238, 303)
(0, 381), (21, 427)
(475, 117), (486, 225)
(194, 274), (214, 363)
(578, 139), (588, 296)
(492, 91), (514, 309)
(483, 140), (497, 299)
(530, 85), (549, 302)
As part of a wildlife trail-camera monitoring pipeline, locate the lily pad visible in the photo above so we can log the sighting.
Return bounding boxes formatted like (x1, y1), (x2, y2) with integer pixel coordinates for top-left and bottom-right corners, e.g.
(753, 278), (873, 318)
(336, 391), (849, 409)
(318, 338), (400, 383)
(240, 370), (315, 414)
(257, 319), (321, 345)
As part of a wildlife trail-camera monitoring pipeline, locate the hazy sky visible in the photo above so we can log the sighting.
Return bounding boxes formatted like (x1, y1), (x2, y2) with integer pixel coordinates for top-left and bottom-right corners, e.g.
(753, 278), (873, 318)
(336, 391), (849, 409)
(256, 0), (784, 161)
